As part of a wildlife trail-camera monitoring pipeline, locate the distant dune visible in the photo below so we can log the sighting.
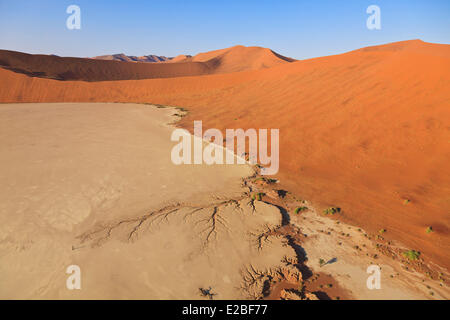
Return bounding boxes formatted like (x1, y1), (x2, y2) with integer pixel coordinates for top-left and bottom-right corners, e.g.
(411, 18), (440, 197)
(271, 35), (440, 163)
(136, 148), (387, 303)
(0, 40), (449, 269)
(169, 54), (193, 63)
(167, 45), (296, 73)
(93, 53), (173, 63)
(0, 45), (293, 81)
(0, 49), (210, 81)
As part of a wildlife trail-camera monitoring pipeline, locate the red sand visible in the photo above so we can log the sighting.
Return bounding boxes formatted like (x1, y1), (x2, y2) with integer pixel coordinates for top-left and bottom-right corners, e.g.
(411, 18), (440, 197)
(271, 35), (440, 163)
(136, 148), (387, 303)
(0, 40), (449, 268)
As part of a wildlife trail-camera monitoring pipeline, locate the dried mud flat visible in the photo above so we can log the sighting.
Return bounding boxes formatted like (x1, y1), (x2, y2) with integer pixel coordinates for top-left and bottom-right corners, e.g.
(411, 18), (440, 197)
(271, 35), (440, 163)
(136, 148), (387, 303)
(0, 103), (448, 300)
(0, 103), (300, 299)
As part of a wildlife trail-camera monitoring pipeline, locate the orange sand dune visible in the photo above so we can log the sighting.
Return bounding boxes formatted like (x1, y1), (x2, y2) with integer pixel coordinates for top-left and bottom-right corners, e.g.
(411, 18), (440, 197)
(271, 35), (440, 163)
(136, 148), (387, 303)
(0, 46), (293, 81)
(168, 45), (296, 73)
(0, 40), (449, 268)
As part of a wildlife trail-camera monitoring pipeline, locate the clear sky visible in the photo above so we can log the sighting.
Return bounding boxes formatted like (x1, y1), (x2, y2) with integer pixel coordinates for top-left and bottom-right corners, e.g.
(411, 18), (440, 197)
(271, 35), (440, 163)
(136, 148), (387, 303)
(0, 0), (449, 59)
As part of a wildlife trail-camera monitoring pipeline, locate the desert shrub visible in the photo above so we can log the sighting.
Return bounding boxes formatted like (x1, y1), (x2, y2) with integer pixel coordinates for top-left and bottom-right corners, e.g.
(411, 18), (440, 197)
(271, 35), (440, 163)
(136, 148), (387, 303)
(403, 250), (420, 261)
(254, 177), (277, 184)
(319, 258), (326, 267)
(323, 207), (341, 215)
(294, 207), (308, 214)
(251, 193), (265, 201)
(199, 287), (216, 300)
(426, 226), (433, 234)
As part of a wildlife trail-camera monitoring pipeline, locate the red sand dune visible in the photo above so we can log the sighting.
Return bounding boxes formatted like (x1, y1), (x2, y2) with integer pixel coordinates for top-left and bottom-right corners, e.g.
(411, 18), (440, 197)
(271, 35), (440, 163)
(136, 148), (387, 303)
(0, 45), (293, 81)
(168, 45), (296, 73)
(0, 40), (449, 268)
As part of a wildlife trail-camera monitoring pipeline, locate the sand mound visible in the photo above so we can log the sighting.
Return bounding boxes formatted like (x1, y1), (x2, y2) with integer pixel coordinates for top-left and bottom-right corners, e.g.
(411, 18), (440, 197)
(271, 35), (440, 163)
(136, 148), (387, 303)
(0, 40), (449, 270)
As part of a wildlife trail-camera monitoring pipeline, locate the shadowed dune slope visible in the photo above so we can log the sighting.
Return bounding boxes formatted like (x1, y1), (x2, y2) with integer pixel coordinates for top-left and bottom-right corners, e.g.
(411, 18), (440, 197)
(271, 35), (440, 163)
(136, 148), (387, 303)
(0, 46), (293, 81)
(0, 49), (212, 81)
(0, 40), (449, 268)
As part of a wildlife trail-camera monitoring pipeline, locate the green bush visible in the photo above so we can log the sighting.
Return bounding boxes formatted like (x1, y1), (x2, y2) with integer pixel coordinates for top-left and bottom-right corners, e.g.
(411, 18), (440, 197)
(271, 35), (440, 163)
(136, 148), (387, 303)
(294, 207), (308, 214)
(254, 177), (277, 184)
(255, 193), (264, 201)
(403, 250), (420, 261)
(323, 207), (341, 215)
(319, 258), (326, 267)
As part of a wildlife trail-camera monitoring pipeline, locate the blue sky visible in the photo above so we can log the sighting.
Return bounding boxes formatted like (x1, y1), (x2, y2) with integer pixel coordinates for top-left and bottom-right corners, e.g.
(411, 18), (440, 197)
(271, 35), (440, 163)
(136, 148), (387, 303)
(0, 0), (449, 59)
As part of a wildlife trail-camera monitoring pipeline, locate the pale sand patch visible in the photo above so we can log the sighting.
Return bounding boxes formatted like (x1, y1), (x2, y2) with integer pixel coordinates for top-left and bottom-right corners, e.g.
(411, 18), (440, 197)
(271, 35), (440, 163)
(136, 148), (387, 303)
(0, 103), (294, 299)
(293, 210), (449, 300)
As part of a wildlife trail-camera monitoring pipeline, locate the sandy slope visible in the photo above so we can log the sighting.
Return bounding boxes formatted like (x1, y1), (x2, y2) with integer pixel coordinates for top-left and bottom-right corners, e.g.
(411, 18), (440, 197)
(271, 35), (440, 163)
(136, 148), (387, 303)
(0, 103), (297, 299)
(0, 40), (449, 271)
